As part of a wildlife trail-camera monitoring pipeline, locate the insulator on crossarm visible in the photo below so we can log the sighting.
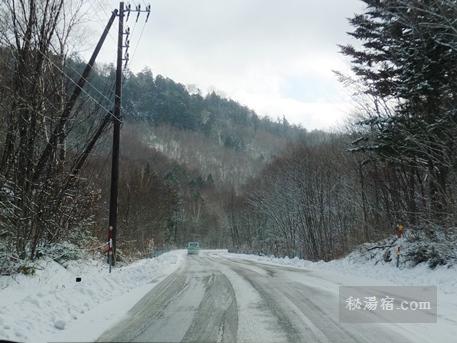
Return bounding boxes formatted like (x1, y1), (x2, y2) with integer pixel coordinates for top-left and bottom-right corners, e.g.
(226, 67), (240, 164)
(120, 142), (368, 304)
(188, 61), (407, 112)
(123, 52), (130, 68)
(126, 4), (131, 21)
(136, 4), (141, 22)
(145, 5), (151, 22)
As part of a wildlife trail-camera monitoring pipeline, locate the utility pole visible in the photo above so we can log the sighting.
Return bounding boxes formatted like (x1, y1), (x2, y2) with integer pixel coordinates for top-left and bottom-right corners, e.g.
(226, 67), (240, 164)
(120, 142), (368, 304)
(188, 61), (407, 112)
(108, 1), (124, 266)
(108, 2), (151, 267)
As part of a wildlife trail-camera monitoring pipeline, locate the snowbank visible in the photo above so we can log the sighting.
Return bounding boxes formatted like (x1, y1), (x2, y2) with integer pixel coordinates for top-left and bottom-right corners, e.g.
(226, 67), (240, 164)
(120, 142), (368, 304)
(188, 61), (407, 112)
(217, 250), (457, 294)
(214, 249), (457, 343)
(218, 229), (457, 294)
(0, 250), (186, 343)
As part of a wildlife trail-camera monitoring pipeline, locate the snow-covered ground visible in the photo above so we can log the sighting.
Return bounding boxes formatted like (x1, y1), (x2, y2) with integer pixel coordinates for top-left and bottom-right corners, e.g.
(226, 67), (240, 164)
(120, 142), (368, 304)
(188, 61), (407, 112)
(1, 244), (456, 343)
(217, 251), (457, 294)
(215, 250), (457, 343)
(0, 250), (186, 343)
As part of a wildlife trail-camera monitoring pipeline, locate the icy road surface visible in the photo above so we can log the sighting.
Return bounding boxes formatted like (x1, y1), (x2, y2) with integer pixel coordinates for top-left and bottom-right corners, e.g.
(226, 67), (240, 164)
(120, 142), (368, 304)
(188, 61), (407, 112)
(97, 250), (425, 343)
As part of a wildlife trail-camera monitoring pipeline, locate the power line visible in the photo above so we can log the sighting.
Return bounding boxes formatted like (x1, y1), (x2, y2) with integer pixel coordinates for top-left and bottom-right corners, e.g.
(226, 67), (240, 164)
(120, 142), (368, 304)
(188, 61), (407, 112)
(0, 62), (114, 178)
(35, 47), (120, 121)
(68, 4), (123, 110)
(0, 62), (63, 117)
(92, 0), (119, 44)
(81, 1), (147, 95)
(127, 19), (146, 70)
(94, 0), (111, 14)
(0, 58), (109, 128)
(49, 38), (141, 119)
(66, 5), (141, 114)
(58, 54), (116, 108)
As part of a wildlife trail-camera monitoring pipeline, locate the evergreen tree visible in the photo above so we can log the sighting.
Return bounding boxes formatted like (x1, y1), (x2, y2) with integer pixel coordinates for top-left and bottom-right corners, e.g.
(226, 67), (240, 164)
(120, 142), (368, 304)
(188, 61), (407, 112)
(341, 0), (457, 223)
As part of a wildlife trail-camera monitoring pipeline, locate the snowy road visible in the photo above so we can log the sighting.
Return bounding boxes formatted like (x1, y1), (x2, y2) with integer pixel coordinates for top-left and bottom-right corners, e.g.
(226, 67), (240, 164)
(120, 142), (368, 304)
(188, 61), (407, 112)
(97, 251), (419, 343)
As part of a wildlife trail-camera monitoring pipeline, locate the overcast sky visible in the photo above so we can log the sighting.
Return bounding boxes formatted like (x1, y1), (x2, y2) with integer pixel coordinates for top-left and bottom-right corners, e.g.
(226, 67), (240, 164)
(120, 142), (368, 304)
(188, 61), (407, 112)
(84, 0), (366, 130)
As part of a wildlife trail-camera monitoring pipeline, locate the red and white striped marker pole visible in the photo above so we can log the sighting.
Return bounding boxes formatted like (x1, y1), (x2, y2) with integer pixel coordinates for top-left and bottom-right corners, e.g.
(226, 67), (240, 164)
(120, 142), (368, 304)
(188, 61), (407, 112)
(108, 226), (113, 273)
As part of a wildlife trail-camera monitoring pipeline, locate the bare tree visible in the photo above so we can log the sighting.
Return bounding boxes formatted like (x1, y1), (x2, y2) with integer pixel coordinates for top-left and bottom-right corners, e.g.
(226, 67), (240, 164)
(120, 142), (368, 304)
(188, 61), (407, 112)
(0, 0), (110, 260)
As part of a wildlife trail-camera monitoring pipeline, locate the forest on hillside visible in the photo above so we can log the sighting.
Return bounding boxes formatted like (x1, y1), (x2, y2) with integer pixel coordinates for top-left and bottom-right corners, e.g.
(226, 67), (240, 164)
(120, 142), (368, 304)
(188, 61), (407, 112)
(225, 0), (457, 260)
(1, 0), (457, 273)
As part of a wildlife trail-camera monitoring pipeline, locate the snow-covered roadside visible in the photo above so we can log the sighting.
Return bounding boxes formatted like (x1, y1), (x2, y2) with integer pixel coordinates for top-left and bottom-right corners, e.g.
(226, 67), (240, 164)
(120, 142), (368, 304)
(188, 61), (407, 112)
(216, 251), (457, 293)
(214, 250), (457, 343)
(0, 250), (186, 343)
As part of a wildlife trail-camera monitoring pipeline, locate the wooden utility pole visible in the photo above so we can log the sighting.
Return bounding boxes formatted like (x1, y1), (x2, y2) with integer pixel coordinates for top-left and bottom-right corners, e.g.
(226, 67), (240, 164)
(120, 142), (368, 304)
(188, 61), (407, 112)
(107, 2), (151, 267)
(108, 1), (124, 266)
